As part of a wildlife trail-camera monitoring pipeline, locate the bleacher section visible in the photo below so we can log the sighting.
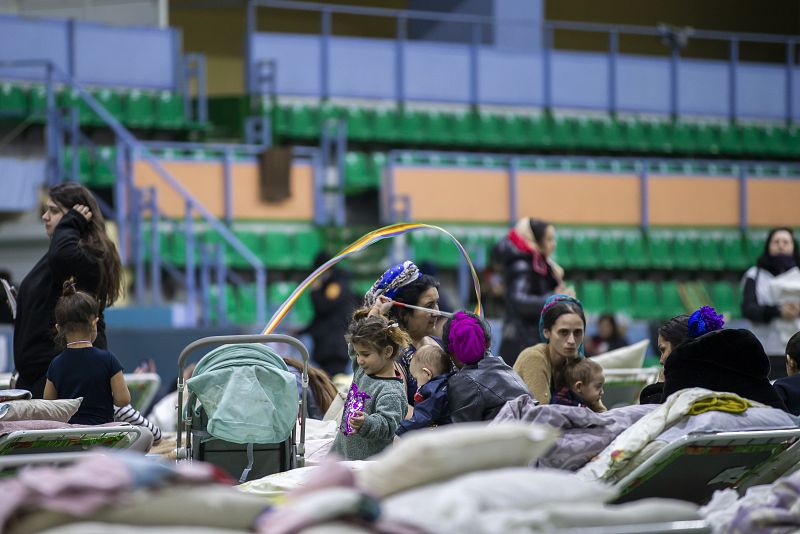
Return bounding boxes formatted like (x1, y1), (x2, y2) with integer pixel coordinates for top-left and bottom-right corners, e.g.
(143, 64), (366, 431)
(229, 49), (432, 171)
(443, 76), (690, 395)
(210, 99), (800, 159)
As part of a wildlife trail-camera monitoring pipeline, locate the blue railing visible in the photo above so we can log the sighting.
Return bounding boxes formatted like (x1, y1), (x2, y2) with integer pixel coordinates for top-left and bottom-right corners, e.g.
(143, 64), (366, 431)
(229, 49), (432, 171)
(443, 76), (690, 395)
(247, 0), (798, 123)
(0, 59), (266, 327)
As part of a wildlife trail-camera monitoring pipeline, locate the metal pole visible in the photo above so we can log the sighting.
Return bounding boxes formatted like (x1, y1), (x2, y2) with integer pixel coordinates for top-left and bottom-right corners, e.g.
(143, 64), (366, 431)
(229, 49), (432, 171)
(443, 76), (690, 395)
(150, 188), (162, 306)
(245, 0), (256, 95)
(395, 15), (406, 106)
(786, 40), (795, 126)
(543, 25), (553, 112)
(608, 30), (618, 116)
(223, 148), (234, 226)
(66, 19), (76, 78)
(470, 23), (481, 108)
(670, 42), (680, 120)
(255, 266), (267, 328)
(729, 38), (738, 124)
(184, 201), (197, 325)
(320, 8), (331, 101)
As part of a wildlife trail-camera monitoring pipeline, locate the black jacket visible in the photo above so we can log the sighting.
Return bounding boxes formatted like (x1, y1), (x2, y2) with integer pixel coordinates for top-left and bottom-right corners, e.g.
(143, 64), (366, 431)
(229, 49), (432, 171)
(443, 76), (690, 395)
(492, 237), (559, 366)
(448, 355), (531, 423)
(299, 268), (358, 376)
(13, 210), (106, 386)
(774, 375), (800, 416)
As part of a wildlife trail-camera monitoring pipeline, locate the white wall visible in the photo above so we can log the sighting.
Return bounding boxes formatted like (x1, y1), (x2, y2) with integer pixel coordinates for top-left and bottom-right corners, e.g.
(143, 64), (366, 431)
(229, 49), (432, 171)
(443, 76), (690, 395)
(0, 0), (167, 28)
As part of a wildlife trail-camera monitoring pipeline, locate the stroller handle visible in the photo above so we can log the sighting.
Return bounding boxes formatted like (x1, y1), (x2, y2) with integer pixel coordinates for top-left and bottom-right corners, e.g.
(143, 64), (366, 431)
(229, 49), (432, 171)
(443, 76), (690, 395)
(176, 334), (310, 469)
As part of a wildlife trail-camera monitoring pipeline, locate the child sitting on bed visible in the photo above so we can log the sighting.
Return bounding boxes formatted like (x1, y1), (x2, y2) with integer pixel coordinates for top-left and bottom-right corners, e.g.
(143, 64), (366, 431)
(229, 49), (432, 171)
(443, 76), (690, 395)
(44, 279), (131, 425)
(552, 358), (607, 413)
(330, 312), (409, 460)
(396, 344), (454, 436)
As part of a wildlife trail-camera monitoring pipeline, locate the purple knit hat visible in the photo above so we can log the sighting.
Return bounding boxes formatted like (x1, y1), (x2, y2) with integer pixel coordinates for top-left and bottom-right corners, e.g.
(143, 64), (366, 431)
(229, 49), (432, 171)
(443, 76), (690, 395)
(447, 311), (486, 365)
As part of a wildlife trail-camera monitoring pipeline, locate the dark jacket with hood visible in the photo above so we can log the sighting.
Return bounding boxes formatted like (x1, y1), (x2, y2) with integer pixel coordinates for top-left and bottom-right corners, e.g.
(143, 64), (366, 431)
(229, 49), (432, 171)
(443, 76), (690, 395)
(448, 354), (531, 423)
(493, 236), (560, 367)
(660, 328), (787, 411)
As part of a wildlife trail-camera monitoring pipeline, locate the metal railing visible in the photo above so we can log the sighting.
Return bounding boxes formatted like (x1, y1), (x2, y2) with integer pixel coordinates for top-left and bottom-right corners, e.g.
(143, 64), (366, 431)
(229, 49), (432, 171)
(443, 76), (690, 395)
(247, 0), (798, 124)
(0, 59), (266, 327)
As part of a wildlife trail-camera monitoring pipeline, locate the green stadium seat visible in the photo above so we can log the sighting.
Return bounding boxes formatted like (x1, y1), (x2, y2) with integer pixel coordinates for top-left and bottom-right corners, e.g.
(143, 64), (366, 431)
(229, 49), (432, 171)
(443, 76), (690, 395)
(597, 234), (624, 269)
(746, 231), (768, 263)
(124, 89), (155, 128)
(719, 124), (742, 155)
(623, 119), (648, 152)
(505, 116), (528, 149)
(673, 233), (700, 269)
(232, 283), (258, 324)
(710, 281), (740, 320)
(436, 234), (463, 268)
(273, 104), (291, 137)
(368, 152), (386, 188)
(633, 281), (661, 320)
(786, 127), (800, 158)
(575, 118), (602, 151)
(599, 119), (625, 152)
(551, 117), (577, 150)
(477, 113), (505, 148)
(646, 233), (674, 269)
(0, 83), (27, 115)
(452, 112), (478, 146)
(411, 233), (436, 264)
(226, 230), (264, 268)
(579, 280), (607, 314)
(154, 91), (185, 128)
(264, 232), (293, 268)
(345, 107), (374, 141)
(660, 281), (686, 318)
(293, 292), (314, 325)
(399, 109), (425, 144)
(672, 123), (696, 154)
(554, 233), (574, 270)
(608, 280), (634, 316)
(622, 232), (648, 269)
(527, 116), (552, 149)
(344, 151), (370, 191)
(88, 88), (124, 125)
(62, 146), (92, 183)
(92, 146), (117, 187)
(374, 108), (401, 143)
(287, 104), (318, 139)
(294, 229), (322, 269)
(721, 233), (748, 270)
(427, 110), (454, 145)
(571, 234), (599, 269)
(697, 234), (724, 271)
(741, 125), (768, 156)
(648, 122), (672, 153)
(695, 123), (720, 155)
(28, 85), (48, 118)
(764, 126), (788, 158)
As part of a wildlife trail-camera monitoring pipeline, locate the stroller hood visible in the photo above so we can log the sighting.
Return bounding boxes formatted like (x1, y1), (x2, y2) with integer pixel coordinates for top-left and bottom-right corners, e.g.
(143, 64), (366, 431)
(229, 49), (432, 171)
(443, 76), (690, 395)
(187, 343), (297, 444)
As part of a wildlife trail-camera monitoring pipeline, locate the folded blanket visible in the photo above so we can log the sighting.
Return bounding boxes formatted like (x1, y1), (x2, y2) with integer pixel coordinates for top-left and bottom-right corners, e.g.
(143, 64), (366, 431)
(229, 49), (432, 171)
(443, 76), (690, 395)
(688, 396), (750, 416)
(578, 388), (764, 482)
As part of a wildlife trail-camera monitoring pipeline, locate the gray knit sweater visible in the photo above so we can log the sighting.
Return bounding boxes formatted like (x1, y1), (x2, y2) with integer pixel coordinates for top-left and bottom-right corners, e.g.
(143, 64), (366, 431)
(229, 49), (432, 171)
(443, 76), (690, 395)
(331, 358), (407, 460)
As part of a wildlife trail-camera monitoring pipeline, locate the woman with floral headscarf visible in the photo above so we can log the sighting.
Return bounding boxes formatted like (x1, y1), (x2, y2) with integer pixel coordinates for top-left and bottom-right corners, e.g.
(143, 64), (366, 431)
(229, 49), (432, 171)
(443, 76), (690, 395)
(513, 294), (586, 405)
(365, 260), (449, 405)
(492, 217), (572, 366)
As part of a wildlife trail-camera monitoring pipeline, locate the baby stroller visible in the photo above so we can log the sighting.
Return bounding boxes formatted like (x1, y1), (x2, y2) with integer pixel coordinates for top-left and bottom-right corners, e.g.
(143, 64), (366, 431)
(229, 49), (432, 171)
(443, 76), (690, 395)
(175, 334), (309, 483)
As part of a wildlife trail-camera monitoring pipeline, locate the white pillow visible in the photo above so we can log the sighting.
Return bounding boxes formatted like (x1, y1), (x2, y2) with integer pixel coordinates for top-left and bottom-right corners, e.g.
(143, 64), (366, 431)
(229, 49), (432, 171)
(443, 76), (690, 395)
(356, 422), (558, 498)
(0, 398), (82, 422)
(592, 339), (649, 370)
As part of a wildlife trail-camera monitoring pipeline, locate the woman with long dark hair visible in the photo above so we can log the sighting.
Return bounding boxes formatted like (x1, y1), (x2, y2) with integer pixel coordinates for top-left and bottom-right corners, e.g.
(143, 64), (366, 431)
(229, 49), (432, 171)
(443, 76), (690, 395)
(14, 182), (123, 397)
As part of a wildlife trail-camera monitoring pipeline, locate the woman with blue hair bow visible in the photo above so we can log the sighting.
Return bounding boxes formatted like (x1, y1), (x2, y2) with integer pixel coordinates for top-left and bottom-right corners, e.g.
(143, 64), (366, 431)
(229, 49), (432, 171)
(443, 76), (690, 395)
(513, 294), (586, 405)
(365, 260), (448, 405)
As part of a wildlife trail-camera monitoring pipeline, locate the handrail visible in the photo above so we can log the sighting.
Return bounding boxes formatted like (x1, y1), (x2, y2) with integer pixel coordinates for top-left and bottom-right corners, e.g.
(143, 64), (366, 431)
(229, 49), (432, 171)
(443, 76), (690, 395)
(254, 0), (800, 44)
(1, 59), (267, 326)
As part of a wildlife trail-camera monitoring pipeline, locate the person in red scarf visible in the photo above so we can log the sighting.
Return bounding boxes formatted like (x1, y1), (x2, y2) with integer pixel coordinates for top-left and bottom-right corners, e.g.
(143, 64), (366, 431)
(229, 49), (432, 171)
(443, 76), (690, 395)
(491, 217), (572, 366)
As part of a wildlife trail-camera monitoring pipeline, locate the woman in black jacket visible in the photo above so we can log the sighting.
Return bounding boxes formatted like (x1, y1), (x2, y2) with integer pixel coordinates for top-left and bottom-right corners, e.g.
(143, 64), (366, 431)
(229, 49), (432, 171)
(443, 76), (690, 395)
(14, 182), (123, 398)
(493, 217), (570, 366)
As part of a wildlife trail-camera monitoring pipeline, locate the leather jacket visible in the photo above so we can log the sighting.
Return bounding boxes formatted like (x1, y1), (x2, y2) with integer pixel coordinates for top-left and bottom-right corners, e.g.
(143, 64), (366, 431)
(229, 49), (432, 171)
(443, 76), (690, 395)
(447, 354), (531, 423)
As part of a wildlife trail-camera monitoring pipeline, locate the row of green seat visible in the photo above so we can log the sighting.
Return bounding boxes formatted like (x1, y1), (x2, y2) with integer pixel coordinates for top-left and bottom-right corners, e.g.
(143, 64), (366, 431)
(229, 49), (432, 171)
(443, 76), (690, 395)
(209, 282), (313, 326)
(63, 146), (117, 188)
(578, 279), (741, 320)
(0, 82), (199, 130)
(141, 226), (322, 270)
(556, 231), (764, 272)
(406, 229), (766, 273)
(263, 102), (800, 158)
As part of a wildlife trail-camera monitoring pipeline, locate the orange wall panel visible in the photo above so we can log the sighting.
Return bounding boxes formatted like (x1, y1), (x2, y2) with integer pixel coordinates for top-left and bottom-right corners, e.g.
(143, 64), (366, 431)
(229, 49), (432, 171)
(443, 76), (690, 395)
(393, 168), (510, 222)
(748, 178), (800, 227)
(648, 176), (739, 226)
(516, 172), (641, 225)
(133, 160), (313, 220)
